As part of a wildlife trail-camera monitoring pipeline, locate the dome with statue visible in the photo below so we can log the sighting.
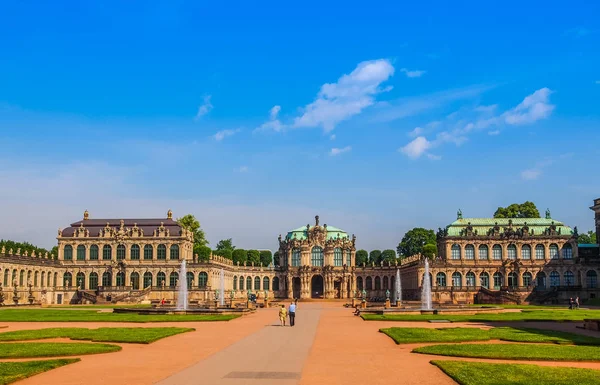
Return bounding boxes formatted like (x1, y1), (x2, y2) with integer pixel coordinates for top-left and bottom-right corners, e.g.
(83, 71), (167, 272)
(284, 215), (350, 241)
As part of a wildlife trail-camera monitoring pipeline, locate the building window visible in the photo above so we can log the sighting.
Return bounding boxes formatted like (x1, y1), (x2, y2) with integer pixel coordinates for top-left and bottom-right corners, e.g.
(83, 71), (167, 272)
(233, 276), (238, 290)
(480, 272), (489, 288)
(507, 244), (517, 259)
(508, 272), (518, 288)
(292, 249), (301, 267)
(76, 272), (85, 289)
(169, 272), (179, 288)
(40, 272), (44, 287)
(254, 276), (260, 290)
(451, 244), (461, 260)
(536, 272), (546, 289)
(239, 276), (244, 290)
(198, 272), (208, 288)
(131, 245), (140, 260)
(157, 272), (166, 287)
(478, 245), (488, 260)
(102, 272), (112, 287)
(311, 247), (324, 267)
(549, 271), (560, 287)
(186, 272), (193, 289)
(170, 244), (180, 260)
(131, 272), (140, 290)
(157, 244), (167, 260)
(436, 272), (446, 287)
(549, 244), (559, 259)
(143, 272), (153, 288)
(375, 276), (381, 290)
(64, 245), (73, 260)
(452, 272), (462, 287)
(116, 245), (126, 260)
(521, 245), (531, 260)
(53, 272), (57, 287)
(4, 270), (9, 286)
(76, 245), (86, 260)
(564, 271), (574, 286)
(492, 245), (502, 260)
(144, 245), (153, 260)
(357, 277), (363, 290)
(366, 277), (373, 290)
(535, 245), (545, 260)
(272, 277), (280, 291)
(116, 272), (125, 286)
(263, 277), (270, 290)
(586, 270), (598, 289)
(89, 272), (98, 290)
(246, 276), (252, 291)
(334, 248), (343, 266)
(465, 245), (475, 260)
(103, 245), (112, 260)
(90, 245), (99, 260)
(523, 272), (532, 287)
(19, 270), (24, 286)
(493, 272), (503, 289)
(383, 276), (389, 290)
(346, 250), (352, 266)
(63, 272), (72, 287)
(563, 244), (573, 259)
(466, 272), (475, 287)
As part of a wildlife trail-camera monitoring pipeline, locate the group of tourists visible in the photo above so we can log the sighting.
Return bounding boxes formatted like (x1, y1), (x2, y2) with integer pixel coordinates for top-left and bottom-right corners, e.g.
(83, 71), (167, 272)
(278, 299), (297, 326)
(569, 296), (580, 310)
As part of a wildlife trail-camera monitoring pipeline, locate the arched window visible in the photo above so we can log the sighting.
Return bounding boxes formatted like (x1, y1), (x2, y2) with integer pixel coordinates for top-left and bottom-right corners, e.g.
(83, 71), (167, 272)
(130, 272), (140, 290)
(357, 277), (364, 290)
(186, 272), (194, 289)
(436, 272), (446, 287)
(254, 276), (261, 290)
(27, 271), (31, 285)
(34, 271), (39, 287)
(103, 245), (112, 260)
(465, 245), (475, 260)
(478, 245), (488, 260)
(117, 245), (126, 260)
(507, 244), (517, 259)
(480, 272), (489, 288)
(102, 271), (112, 287)
(64, 245), (73, 260)
(89, 272), (98, 290)
(535, 245), (545, 260)
(233, 276), (238, 290)
(239, 276), (244, 290)
(169, 272), (179, 288)
(76, 272), (85, 289)
(157, 244), (167, 260)
(508, 272), (518, 288)
(334, 248), (343, 266)
(451, 244), (461, 260)
(157, 272), (166, 287)
(263, 276), (270, 290)
(523, 272), (532, 287)
(383, 276), (389, 290)
(564, 271), (574, 286)
(311, 247), (324, 267)
(47, 272), (51, 287)
(246, 276), (252, 291)
(549, 244), (559, 259)
(116, 271), (125, 286)
(549, 271), (560, 287)
(272, 277), (280, 291)
(586, 270), (598, 289)
(493, 272), (503, 289)
(144, 245), (153, 260)
(366, 277), (373, 290)
(143, 272), (153, 288)
(41, 272), (45, 287)
(374, 276), (381, 290)
(492, 245), (502, 260)
(198, 272), (208, 288)
(521, 245), (531, 260)
(63, 272), (72, 287)
(170, 244), (180, 260)
(77, 245), (86, 260)
(536, 272), (546, 288)
(452, 272), (462, 287)
(131, 245), (140, 260)
(53, 272), (57, 287)
(12, 270), (17, 285)
(563, 244), (573, 259)
(346, 250), (352, 266)
(466, 272), (475, 287)
(90, 245), (99, 260)
(292, 249), (301, 267)
(19, 270), (24, 286)
(4, 269), (9, 286)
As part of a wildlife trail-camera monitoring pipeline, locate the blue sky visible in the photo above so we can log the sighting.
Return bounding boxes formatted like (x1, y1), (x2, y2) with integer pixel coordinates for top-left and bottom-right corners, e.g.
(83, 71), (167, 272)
(0, 1), (599, 251)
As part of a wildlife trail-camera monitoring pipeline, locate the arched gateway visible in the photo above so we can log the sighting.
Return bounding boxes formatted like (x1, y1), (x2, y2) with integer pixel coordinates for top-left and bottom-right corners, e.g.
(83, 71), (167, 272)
(311, 275), (324, 298)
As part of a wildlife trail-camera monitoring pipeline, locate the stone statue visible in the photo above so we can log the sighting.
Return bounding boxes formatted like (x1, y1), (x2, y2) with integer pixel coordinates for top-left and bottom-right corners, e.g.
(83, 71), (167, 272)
(0, 283), (4, 306)
(264, 290), (268, 299)
(214, 289), (219, 300)
(385, 289), (390, 300)
(230, 290), (234, 299)
(361, 289), (367, 300)
(247, 289), (251, 300)
(457, 209), (463, 220)
(545, 208), (551, 219)
(315, 215), (319, 226)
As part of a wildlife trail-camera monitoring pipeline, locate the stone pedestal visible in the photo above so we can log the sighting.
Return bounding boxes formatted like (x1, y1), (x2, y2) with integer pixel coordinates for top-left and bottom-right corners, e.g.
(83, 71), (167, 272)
(361, 301), (366, 309)
(385, 299), (391, 309)
(264, 299), (269, 308)
(214, 300), (219, 309)
(352, 298), (357, 307)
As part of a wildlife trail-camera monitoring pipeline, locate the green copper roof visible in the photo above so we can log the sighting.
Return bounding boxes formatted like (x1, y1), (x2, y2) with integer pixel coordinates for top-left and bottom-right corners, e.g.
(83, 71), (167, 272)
(286, 225), (349, 240)
(446, 218), (573, 237)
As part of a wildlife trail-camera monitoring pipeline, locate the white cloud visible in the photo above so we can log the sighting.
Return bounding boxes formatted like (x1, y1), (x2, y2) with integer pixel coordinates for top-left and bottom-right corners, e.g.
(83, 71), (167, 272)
(400, 68), (426, 78)
(399, 136), (432, 159)
(488, 130), (500, 136)
(503, 88), (554, 125)
(235, 166), (249, 173)
(521, 169), (542, 180)
(475, 104), (498, 113)
(409, 127), (423, 137)
(269, 105), (281, 120)
(330, 134), (336, 140)
(426, 153), (441, 161)
(195, 95), (213, 119)
(255, 105), (284, 132)
(330, 146), (352, 156)
(213, 128), (240, 141)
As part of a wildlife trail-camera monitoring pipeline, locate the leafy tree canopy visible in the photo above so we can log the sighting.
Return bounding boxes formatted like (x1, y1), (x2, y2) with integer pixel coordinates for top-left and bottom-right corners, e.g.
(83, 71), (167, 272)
(232, 249), (247, 265)
(176, 214), (208, 247)
(493, 201), (540, 218)
(259, 250), (273, 266)
(273, 251), (280, 266)
(247, 249), (261, 265)
(380, 249), (397, 263)
(0, 239), (54, 257)
(578, 230), (597, 244)
(422, 243), (438, 259)
(214, 248), (233, 260)
(369, 250), (382, 263)
(355, 249), (368, 266)
(215, 238), (235, 252)
(397, 228), (436, 258)
(194, 245), (211, 261)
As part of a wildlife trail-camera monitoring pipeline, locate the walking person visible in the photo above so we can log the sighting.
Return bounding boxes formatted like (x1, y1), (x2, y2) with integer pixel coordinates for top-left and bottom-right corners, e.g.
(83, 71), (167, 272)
(279, 304), (287, 326)
(288, 301), (296, 327)
(575, 296), (580, 310)
(568, 297), (573, 310)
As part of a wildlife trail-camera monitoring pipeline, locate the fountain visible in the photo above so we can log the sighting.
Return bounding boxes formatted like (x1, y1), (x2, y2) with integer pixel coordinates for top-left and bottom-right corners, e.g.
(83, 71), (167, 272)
(421, 258), (432, 311)
(393, 268), (402, 306)
(219, 268), (225, 307)
(176, 259), (188, 311)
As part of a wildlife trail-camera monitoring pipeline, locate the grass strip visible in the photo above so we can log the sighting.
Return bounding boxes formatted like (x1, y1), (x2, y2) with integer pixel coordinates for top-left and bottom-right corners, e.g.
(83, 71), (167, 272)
(0, 359), (80, 385)
(0, 327), (194, 344)
(362, 309), (600, 322)
(431, 360), (600, 385)
(0, 342), (120, 358)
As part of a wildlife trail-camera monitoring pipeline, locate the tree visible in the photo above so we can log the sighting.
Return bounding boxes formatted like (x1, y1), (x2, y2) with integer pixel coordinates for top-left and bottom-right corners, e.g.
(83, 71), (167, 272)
(422, 243), (438, 259)
(380, 249), (397, 264)
(273, 251), (280, 266)
(194, 245), (211, 262)
(259, 250), (273, 266)
(232, 249), (247, 265)
(216, 238), (235, 252)
(578, 230), (597, 244)
(369, 250), (381, 264)
(355, 250), (368, 266)
(397, 228), (436, 258)
(176, 214), (208, 247)
(493, 201), (540, 218)
(0, 239), (54, 257)
(247, 249), (261, 265)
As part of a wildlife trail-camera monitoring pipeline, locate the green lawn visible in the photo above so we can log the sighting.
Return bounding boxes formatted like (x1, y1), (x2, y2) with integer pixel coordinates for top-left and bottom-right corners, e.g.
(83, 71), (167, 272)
(362, 309), (600, 322)
(432, 360), (600, 385)
(0, 342), (120, 358)
(0, 309), (239, 323)
(0, 359), (80, 385)
(52, 304), (153, 309)
(0, 327), (194, 344)
(381, 327), (600, 345)
(415, 343), (600, 361)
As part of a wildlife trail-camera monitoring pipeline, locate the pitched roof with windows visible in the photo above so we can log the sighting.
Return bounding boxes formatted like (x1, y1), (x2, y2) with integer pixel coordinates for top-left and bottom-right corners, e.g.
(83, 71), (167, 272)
(445, 218), (573, 237)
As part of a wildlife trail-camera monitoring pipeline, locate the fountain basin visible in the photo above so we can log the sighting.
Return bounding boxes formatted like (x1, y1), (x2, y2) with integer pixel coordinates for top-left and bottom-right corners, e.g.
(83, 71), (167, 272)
(357, 305), (507, 316)
(114, 307), (253, 316)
